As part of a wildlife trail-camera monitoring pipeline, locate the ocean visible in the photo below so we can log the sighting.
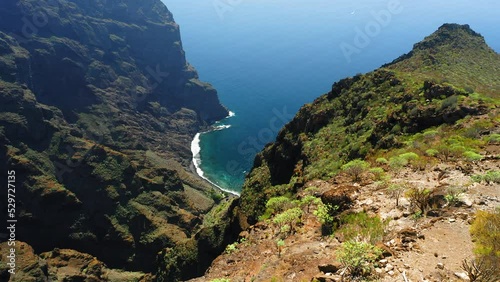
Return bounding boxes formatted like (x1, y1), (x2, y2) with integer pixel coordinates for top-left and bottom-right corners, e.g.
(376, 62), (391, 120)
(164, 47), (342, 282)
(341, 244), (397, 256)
(164, 0), (500, 194)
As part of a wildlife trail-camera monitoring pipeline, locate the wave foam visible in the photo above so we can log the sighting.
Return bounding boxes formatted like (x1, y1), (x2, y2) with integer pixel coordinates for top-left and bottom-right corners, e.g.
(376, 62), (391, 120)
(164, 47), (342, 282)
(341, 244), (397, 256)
(213, 124), (231, 131)
(190, 132), (240, 196)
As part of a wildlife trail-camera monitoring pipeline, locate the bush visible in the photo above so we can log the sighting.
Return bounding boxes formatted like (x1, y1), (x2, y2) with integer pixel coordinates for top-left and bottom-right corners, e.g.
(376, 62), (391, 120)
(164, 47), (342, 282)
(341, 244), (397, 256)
(273, 207), (303, 235)
(485, 133), (500, 144)
(336, 240), (382, 277)
(471, 171), (500, 184)
(375, 157), (388, 165)
(276, 239), (285, 257)
(437, 144), (452, 160)
(470, 209), (500, 263)
(335, 212), (386, 244)
(423, 130), (439, 139)
(341, 159), (370, 182)
(425, 149), (439, 157)
(450, 144), (467, 159)
(405, 186), (434, 214)
(211, 279), (231, 282)
(266, 196), (293, 215)
(461, 258), (497, 282)
(445, 186), (464, 206)
(300, 195), (321, 212)
(468, 209), (500, 279)
(225, 242), (238, 254)
(463, 151), (483, 162)
(369, 167), (385, 181)
(389, 156), (408, 170)
(399, 152), (419, 162)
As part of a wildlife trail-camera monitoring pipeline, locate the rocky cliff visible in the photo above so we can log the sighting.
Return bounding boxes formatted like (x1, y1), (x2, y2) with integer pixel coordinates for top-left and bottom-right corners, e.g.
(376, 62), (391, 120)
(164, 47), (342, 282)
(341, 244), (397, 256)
(0, 0), (235, 280)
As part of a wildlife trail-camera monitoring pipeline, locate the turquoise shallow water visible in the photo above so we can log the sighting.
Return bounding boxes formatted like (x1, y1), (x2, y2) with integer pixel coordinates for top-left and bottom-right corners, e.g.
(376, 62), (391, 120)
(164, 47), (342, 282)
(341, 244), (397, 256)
(165, 0), (500, 193)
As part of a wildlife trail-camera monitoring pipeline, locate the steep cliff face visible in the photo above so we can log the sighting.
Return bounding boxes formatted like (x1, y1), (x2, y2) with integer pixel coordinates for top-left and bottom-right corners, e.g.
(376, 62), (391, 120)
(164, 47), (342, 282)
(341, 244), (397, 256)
(239, 24), (500, 222)
(0, 0), (232, 279)
(0, 0), (227, 124)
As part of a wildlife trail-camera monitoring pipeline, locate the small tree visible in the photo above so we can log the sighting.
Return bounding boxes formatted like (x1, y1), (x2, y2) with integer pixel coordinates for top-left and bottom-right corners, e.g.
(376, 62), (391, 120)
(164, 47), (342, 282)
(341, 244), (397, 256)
(405, 186), (434, 214)
(387, 183), (405, 207)
(273, 207), (303, 236)
(341, 159), (370, 182)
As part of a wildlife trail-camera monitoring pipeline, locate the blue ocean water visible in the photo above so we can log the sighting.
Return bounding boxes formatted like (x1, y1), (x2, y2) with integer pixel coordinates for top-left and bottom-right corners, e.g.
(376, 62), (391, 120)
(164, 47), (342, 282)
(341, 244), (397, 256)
(164, 0), (500, 193)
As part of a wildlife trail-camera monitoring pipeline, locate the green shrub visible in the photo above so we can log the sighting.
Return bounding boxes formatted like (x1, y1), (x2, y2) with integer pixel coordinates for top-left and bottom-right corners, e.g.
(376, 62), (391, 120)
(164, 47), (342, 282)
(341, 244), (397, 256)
(436, 144), (452, 160)
(440, 95), (458, 110)
(471, 171), (500, 184)
(389, 156), (408, 170)
(399, 152), (419, 161)
(470, 209), (500, 271)
(335, 212), (386, 244)
(336, 240), (382, 277)
(425, 149), (439, 157)
(375, 157), (388, 165)
(423, 130), (439, 139)
(444, 186), (464, 206)
(272, 207), (303, 235)
(463, 151), (483, 162)
(450, 144), (467, 158)
(485, 133), (500, 144)
(341, 159), (370, 182)
(266, 196), (293, 215)
(210, 279), (231, 282)
(276, 239), (285, 257)
(369, 167), (385, 181)
(313, 203), (336, 225)
(304, 186), (320, 195)
(225, 242), (238, 254)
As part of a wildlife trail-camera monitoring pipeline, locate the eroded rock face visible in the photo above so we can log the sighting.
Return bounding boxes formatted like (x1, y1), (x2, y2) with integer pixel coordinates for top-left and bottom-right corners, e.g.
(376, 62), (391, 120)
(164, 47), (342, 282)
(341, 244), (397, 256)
(0, 241), (49, 282)
(321, 186), (355, 212)
(0, 241), (154, 282)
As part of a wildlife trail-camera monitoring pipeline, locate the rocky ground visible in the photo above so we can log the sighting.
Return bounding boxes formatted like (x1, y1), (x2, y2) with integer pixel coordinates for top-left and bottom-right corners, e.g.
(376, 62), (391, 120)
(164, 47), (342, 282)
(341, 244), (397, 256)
(188, 144), (499, 282)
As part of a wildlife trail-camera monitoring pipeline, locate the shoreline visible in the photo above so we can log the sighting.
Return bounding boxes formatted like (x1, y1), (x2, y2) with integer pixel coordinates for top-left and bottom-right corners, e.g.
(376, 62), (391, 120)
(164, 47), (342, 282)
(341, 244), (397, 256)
(190, 111), (240, 196)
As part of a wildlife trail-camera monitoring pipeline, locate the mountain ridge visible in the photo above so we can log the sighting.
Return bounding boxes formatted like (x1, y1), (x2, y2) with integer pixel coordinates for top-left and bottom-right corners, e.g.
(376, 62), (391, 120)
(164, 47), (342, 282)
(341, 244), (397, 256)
(239, 23), (499, 222)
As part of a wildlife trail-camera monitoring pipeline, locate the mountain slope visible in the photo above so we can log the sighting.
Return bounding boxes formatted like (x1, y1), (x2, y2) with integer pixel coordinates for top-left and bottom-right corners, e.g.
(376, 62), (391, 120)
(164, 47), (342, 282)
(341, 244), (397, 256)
(240, 23), (499, 222)
(192, 23), (500, 282)
(0, 0), (235, 280)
